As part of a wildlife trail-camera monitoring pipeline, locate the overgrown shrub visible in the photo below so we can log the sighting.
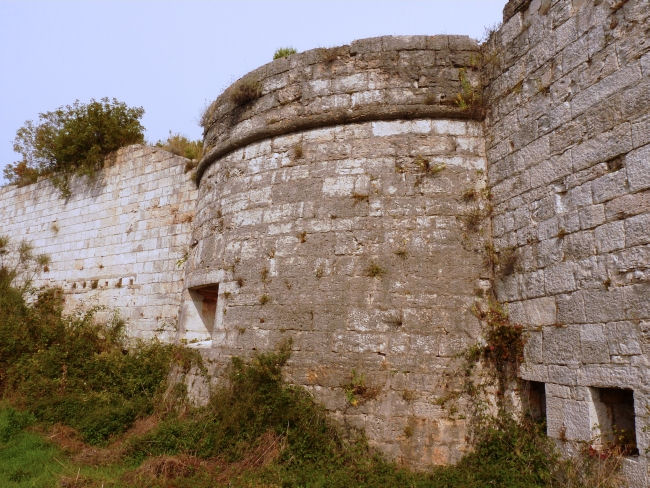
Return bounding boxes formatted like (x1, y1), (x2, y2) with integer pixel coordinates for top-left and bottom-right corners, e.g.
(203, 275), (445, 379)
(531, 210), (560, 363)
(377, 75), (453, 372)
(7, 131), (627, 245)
(130, 341), (342, 463)
(4, 98), (145, 194)
(0, 237), (197, 445)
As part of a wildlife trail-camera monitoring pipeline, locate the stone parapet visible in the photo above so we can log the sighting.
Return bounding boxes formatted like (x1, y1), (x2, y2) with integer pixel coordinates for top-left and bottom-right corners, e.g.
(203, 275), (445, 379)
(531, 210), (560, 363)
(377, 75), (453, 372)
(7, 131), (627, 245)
(197, 35), (481, 184)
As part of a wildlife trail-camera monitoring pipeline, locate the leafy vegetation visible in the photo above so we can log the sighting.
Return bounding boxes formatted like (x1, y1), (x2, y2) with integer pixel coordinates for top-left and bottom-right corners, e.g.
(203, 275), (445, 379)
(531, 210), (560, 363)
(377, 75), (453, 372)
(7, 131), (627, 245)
(0, 237), (197, 445)
(0, 237), (626, 487)
(4, 98), (145, 194)
(455, 68), (485, 117)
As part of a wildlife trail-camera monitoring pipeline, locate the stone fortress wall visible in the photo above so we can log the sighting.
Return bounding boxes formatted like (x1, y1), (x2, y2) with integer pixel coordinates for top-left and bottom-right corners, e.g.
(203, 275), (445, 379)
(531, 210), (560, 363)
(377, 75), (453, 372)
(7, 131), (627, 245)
(191, 35), (489, 467)
(0, 0), (647, 484)
(484, 0), (648, 484)
(0, 145), (197, 340)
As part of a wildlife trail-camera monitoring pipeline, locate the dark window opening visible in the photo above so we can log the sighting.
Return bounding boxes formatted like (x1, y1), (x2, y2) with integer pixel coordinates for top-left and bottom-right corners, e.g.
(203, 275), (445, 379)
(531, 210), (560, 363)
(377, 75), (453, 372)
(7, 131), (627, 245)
(189, 284), (219, 336)
(522, 380), (547, 427)
(592, 387), (638, 456)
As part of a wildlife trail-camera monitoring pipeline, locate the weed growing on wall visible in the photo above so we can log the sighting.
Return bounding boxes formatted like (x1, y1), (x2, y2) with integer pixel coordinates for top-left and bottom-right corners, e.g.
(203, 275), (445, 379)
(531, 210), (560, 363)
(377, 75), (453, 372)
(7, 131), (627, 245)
(470, 301), (524, 398)
(343, 370), (379, 407)
(273, 47), (297, 59)
(455, 68), (485, 118)
(230, 78), (262, 106)
(365, 262), (387, 277)
(155, 132), (204, 161)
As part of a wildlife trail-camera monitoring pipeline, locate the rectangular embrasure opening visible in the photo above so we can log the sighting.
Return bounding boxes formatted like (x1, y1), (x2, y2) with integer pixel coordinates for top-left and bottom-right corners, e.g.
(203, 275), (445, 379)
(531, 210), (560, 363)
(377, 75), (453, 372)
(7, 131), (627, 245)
(522, 380), (547, 426)
(189, 284), (219, 337)
(591, 387), (638, 456)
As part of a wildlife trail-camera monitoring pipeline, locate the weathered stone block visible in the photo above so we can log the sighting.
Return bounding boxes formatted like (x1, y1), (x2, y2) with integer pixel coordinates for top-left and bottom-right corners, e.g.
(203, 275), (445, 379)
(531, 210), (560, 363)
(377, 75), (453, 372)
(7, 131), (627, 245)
(580, 324), (610, 364)
(544, 262), (576, 295)
(544, 325), (580, 365)
(594, 220), (625, 253)
(624, 213), (650, 247)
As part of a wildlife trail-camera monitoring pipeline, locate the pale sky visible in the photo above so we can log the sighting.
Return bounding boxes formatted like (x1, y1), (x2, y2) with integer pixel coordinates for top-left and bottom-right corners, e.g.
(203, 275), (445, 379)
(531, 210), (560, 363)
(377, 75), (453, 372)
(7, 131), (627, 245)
(0, 0), (505, 183)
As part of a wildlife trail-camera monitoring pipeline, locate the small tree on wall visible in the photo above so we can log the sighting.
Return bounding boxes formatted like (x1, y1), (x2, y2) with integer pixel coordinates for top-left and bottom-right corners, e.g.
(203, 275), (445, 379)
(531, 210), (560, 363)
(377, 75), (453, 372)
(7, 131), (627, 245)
(4, 98), (145, 195)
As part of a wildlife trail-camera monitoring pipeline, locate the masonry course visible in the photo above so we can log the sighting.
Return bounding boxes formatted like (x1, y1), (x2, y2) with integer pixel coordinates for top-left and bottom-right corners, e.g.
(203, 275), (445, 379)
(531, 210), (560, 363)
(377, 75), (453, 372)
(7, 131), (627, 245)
(0, 0), (647, 484)
(0, 145), (197, 340)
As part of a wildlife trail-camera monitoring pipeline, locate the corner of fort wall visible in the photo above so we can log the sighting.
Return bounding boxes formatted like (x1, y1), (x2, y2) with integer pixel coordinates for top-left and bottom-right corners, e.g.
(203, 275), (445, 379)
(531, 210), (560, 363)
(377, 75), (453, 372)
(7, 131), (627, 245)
(484, 0), (648, 484)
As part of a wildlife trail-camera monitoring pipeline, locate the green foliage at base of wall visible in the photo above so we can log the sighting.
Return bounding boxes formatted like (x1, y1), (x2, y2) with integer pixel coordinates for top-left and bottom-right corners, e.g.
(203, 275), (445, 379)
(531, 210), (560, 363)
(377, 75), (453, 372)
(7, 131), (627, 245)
(0, 239), (200, 445)
(0, 237), (626, 487)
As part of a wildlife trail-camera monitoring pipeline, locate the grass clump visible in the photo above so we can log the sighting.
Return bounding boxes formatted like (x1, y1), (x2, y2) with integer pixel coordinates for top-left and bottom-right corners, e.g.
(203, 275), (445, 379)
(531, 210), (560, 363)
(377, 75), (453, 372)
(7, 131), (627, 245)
(365, 262), (386, 277)
(155, 131), (204, 161)
(455, 68), (484, 117)
(462, 206), (484, 232)
(230, 78), (262, 106)
(292, 143), (303, 160)
(343, 370), (380, 407)
(273, 47), (297, 59)
(462, 188), (478, 202)
(352, 192), (369, 204)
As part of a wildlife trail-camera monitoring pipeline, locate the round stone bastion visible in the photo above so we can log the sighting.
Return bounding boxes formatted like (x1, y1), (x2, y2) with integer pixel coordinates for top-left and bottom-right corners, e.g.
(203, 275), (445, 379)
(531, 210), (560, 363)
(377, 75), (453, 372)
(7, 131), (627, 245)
(182, 35), (489, 467)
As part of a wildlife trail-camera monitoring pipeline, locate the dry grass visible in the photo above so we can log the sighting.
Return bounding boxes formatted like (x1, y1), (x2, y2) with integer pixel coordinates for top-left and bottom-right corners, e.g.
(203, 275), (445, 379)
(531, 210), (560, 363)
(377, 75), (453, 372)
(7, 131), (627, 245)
(215, 430), (285, 483)
(44, 415), (160, 466)
(462, 188), (479, 202)
(365, 262), (386, 277)
(230, 78), (262, 106)
(292, 143), (303, 160)
(462, 207), (484, 233)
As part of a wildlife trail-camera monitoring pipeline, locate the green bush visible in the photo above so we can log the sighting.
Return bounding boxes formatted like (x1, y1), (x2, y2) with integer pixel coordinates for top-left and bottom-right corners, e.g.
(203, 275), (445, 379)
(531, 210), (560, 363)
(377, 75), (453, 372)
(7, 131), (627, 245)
(4, 98), (145, 194)
(0, 237), (196, 445)
(130, 340), (342, 463)
(0, 407), (35, 443)
(0, 290), (178, 444)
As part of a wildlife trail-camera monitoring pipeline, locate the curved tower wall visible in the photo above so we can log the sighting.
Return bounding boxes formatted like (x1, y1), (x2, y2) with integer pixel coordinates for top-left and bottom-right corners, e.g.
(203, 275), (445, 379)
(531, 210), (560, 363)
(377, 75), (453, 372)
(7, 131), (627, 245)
(186, 36), (489, 466)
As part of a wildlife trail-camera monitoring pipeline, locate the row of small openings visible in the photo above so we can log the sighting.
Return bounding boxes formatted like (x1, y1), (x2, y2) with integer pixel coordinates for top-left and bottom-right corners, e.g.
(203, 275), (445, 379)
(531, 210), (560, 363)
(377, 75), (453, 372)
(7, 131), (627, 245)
(523, 381), (638, 456)
(68, 277), (135, 290)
